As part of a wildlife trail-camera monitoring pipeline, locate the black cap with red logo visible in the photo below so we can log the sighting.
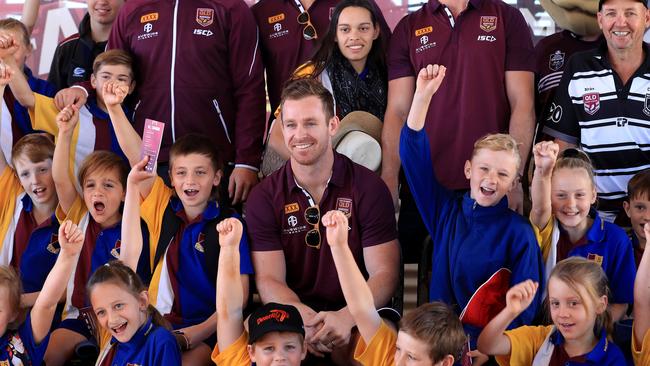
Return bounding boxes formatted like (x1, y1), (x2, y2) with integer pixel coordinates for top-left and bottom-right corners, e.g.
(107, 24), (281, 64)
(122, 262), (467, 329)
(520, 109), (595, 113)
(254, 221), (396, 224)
(248, 303), (305, 344)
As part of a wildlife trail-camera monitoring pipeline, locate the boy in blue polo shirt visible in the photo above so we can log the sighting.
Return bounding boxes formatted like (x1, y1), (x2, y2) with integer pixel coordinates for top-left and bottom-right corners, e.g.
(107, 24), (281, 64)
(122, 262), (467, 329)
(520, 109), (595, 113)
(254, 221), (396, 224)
(623, 169), (650, 268)
(399, 64), (544, 358)
(0, 65), (59, 309)
(121, 135), (254, 365)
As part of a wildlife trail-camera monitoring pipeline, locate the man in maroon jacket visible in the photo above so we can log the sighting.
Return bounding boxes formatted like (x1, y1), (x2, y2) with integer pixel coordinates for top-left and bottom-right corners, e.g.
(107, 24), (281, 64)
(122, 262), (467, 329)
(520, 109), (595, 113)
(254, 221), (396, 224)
(57, 0), (266, 204)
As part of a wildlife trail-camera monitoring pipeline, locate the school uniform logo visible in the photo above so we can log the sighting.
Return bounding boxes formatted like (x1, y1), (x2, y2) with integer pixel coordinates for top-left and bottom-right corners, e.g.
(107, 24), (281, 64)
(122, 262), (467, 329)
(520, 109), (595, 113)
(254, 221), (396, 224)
(196, 8), (214, 27)
(643, 94), (650, 116)
(110, 240), (121, 259)
(479, 16), (497, 32)
(195, 233), (205, 253)
(582, 92), (600, 115)
(549, 50), (565, 71)
(46, 234), (60, 254)
(587, 253), (604, 266)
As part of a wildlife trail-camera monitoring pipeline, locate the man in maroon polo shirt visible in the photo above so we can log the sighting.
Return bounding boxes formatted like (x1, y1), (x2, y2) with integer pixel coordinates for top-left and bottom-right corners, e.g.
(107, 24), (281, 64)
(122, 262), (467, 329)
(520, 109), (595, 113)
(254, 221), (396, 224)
(246, 78), (399, 364)
(381, 0), (536, 213)
(252, 0), (390, 114)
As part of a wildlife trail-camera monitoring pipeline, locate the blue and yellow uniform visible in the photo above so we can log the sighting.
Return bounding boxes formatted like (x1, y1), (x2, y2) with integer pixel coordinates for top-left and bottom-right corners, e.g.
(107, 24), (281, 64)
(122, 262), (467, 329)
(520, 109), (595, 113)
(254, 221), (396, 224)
(58, 196), (150, 339)
(142, 178), (253, 340)
(533, 213), (636, 305)
(0, 315), (50, 366)
(0, 167), (59, 295)
(95, 318), (181, 366)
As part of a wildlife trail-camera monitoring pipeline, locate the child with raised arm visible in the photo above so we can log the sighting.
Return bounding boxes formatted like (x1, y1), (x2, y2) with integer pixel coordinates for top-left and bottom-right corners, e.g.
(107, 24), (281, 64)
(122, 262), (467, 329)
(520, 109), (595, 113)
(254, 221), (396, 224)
(44, 89), (148, 366)
(633, 223), (650, 365)
(530, 141), (635, 321)
(323, 209), (467, 365)
(0, 63), (59, 309)
(7, 49), (141, 174)
(478, 257), (626, 365)
(211, 218), (307, 366)
(120, 135), (253, 365)
(0, 220), (84, 365)
(399, 64), (544, 356)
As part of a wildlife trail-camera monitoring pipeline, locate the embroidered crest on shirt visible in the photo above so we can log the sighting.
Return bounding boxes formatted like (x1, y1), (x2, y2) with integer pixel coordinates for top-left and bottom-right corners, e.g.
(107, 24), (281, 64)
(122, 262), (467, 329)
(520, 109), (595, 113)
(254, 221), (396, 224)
(110, 240), (121, 259)
(549, 50), (565, 71)
(479, 16), (497, 32)
(3, 333), (30, 366)
(336, 198), (352, 217)
(587, 253), (604, 266)
(643, 94), (650, 116)
(582, 92), (600, 115)
(47, 234), (60, 254)
(195, 232), (206, 253)
(196, 8), (214, 27)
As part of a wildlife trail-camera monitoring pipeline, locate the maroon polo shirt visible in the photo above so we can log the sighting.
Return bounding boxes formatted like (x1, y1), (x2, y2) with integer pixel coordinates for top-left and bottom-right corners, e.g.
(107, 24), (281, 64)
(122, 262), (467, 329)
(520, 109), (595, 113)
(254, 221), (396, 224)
(389, 0), (534, 190)
(247, 152), (397, 310)
(252, 0), (391, 113)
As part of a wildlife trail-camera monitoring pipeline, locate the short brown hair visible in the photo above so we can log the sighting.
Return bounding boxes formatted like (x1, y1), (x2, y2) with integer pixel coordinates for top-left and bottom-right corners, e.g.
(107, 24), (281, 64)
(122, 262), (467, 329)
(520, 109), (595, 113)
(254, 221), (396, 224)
(169, 134), (224, 200)
(279, 78), (335, 122)
(399, 302), (467, 363)
(92, 49), (134, 79)
(0, 266), (23, 329)
(11, 133), (55, 166)
(471, 134), (521, 171)
(627, 169), (650, 202)
(78, 151), (128, 189)
(0, 18), (30, 47)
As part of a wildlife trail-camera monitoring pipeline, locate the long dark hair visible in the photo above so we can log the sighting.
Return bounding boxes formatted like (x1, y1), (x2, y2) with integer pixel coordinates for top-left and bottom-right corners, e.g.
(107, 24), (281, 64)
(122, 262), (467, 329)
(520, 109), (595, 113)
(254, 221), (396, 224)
(307, 0), (386, 79)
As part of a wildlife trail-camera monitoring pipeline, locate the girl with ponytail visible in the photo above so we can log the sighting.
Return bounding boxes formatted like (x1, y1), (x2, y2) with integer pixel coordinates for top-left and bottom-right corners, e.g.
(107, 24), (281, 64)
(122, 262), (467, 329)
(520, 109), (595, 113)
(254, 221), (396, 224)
(88, 261), (181, 366)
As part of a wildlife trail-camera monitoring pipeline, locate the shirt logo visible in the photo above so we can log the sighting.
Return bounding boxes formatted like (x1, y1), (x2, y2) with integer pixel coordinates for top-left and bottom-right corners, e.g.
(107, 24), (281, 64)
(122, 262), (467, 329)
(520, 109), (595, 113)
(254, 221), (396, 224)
(587, 253), (603, 266)
(644, 93), (650, 116)
(144, 23), (153, 33)
(195, 233), (205, 253)
(140, 12), (158, 23)
(336, 198), (352, 217)
(138, 23), (159, 40)
(196, 8), (214, 27)
(479, 16), (497, 32)
(46, 234), (59, 254)
(273, 23), (282, 32)
(547, 102), (562, 123)
(72, 67), (85, 77)
(549, 50), (565, 71)
(477, 35), (496, 42)
(582, 92), (600, 115)
(414, 26), (433, 36)
(268, 13), (285, 23)
(257, 309), (289, 324)
(616, 117), (628, 127)
(285, 203), (299, 214)
(416, 36), (436, 53)
(420, 35), (429, 45)
(110, 240), (121, 259)
(288, 215), (298, 227)
(193, 29), (214, 36)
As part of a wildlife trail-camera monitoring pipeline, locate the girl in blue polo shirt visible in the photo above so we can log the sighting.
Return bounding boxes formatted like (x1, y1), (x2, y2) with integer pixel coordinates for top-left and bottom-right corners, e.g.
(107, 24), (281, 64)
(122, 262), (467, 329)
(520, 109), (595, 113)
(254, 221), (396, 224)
(0, 220), (84, 366)
(530, 141), (636, 321)
(478, 257), (626, 365)
(90, 261), (181, 366)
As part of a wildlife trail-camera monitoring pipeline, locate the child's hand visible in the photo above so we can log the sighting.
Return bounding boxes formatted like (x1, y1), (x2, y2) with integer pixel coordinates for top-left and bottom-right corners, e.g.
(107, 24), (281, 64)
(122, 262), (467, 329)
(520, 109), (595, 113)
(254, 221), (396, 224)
(0, 61), (14, 86)
(322, 210), (349, 248)
(415, 64), (446, 99)
(0, 34), (19, 61)
(127, 155), (155, 186)
(102, 80), (129, 107)
(217, 218), (243, 248)
(533, 141), (559, 173)
(505, 280), (538, 316)
(58, 220), (84, 257)
(56, 104), (80, 136)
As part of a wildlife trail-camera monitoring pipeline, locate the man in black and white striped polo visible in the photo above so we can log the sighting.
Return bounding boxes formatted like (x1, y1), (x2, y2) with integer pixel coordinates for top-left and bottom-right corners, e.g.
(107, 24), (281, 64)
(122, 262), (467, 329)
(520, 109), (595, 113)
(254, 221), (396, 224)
(542, 0), (650, 222)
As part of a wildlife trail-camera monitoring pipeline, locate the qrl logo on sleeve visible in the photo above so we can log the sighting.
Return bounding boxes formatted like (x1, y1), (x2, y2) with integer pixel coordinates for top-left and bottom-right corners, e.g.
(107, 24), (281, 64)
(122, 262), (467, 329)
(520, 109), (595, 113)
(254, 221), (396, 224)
(582, 92), (600, 115)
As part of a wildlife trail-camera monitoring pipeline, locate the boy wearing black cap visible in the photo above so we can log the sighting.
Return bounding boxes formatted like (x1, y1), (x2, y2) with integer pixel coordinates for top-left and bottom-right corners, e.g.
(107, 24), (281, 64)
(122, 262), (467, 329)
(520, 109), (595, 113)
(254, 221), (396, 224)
(213, 218), (307, 366)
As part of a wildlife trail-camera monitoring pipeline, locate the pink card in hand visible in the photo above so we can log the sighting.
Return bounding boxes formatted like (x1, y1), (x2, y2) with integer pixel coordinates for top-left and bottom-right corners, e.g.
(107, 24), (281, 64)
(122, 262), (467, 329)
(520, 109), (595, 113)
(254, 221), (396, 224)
(141, 119), (165, 172)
